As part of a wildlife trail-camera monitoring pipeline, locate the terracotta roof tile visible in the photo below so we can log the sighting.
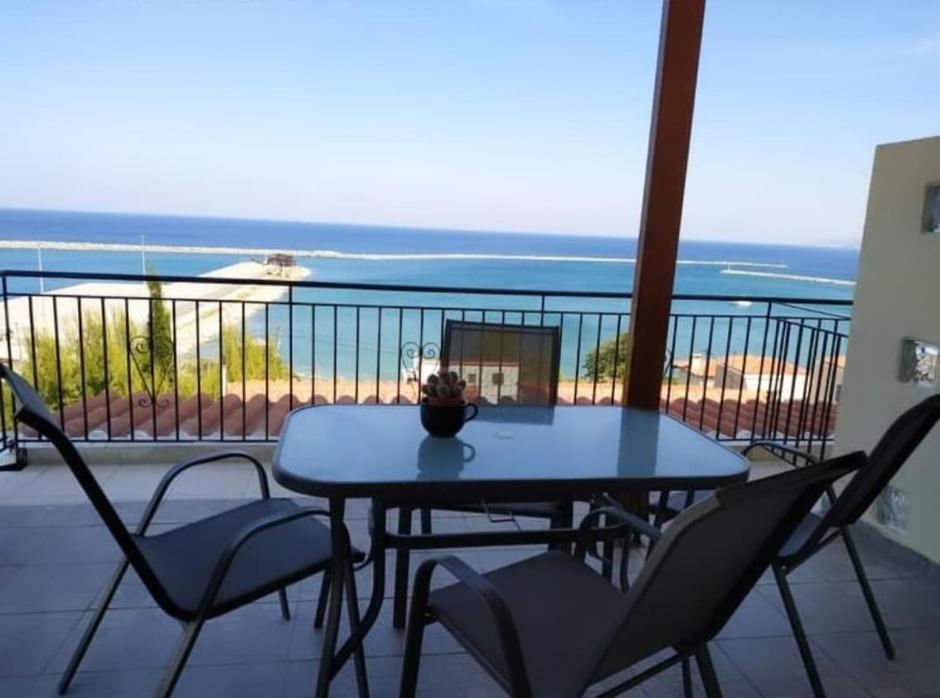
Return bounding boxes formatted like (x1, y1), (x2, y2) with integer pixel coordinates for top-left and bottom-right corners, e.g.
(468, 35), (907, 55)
(16, 389), (837, 443)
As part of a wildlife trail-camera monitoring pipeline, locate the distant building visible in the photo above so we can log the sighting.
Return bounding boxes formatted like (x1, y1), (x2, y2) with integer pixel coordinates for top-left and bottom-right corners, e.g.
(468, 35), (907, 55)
(264, 253), (297, 274)
(714, 354), (808, 399)
(671, 353), (715, 387)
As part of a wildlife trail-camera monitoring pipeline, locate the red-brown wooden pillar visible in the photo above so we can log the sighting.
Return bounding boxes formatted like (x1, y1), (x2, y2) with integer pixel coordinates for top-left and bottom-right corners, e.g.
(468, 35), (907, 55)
(625, 0), (706, 409)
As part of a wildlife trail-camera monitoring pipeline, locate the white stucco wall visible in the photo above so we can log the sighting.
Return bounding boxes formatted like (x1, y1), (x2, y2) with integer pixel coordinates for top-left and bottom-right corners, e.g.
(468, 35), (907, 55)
(835, 135), (940, 564)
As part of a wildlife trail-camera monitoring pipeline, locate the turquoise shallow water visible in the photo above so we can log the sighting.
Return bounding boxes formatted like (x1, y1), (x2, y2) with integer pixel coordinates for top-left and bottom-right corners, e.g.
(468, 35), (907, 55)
(0, 208), (856, 382)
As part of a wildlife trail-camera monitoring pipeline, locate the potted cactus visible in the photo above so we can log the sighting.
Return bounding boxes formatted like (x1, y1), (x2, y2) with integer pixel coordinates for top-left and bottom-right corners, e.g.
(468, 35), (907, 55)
(420, 369), (478, 437)
(422, 370), (467, 404)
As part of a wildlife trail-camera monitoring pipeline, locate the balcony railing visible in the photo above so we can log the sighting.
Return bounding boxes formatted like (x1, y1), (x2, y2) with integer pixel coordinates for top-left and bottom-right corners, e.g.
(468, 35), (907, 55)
(1, 269), (851, 456)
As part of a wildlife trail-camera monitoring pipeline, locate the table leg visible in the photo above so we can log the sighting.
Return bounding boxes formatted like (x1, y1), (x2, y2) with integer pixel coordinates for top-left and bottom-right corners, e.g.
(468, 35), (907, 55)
(344, 556), (369, 697)
(393, 506), (412, 629)
(331, 501), (389, 676)
(549, 500), (574, 552)
(315, 497), (348, 698)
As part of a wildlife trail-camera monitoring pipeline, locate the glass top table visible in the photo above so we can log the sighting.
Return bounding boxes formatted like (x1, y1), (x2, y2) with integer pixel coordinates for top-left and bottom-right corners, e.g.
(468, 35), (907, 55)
(273, 405), (749, 502)
(274, 404), (750, 696)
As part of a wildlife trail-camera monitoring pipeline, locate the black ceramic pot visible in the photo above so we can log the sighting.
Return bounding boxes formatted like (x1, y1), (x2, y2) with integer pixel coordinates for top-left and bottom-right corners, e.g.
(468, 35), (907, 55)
(420, 399), (478, 438)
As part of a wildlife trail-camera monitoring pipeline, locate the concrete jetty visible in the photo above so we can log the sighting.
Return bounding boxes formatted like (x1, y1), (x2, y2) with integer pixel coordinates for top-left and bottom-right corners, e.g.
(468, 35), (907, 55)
(0, 261), (311, 362)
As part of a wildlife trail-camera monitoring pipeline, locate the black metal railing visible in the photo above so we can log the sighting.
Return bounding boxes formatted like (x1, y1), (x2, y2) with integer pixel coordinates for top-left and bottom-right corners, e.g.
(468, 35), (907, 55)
(0, 269), (851, 455)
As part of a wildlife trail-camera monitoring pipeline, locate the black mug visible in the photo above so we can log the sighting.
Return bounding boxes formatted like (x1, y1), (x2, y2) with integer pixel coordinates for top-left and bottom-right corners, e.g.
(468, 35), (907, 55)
(420, 399), (478, 438)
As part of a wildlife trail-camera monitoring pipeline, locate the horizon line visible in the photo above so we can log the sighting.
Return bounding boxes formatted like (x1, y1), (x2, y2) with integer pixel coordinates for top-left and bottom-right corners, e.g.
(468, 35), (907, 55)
(0, 205), (862, 250)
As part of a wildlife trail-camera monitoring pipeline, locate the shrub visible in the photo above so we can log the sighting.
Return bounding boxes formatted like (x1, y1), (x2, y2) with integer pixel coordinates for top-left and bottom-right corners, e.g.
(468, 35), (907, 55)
(17, 279), (290, 412)
(583, 331), (630, 381)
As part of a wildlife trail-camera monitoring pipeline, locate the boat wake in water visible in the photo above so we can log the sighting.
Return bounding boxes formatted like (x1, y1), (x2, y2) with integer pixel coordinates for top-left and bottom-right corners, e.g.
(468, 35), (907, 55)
(721, 269), (855, 286)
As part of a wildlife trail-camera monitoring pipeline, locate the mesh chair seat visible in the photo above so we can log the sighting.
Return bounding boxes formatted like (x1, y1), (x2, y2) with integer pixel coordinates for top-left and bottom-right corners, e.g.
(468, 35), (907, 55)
(136, 498), (364, 620)
(429, 551), (623, 697)
(776, 512), (827, 562)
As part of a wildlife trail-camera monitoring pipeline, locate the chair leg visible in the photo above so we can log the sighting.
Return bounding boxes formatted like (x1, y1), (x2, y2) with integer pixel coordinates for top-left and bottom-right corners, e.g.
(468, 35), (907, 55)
(314, 571), (331, 629)
(842, 528), (895, 660)
(618, 544), (632, 591)
(549, 500), (574, 553)
(419, 508), (432, 534)
(695, 645), (723, 698)
(154, 617), (206, 698)
(344, 559), (370, 698)
(58, 558), (129, 695)
(652, 490), (670, 529)
(773, 563), (827, 698)
(601, 510), (614, 581)
(646, 491), (672, 561)
(400, 600), (429, 697)
(393, 507), (413, 630)
(681, 656), (693, 698)
(278, 588), (291, 621)
(586, 498), (613, 580)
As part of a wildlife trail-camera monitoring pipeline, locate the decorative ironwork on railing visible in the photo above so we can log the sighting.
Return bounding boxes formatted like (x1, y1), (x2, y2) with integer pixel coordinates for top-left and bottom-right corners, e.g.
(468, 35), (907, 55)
(128, 333), (174, 409)
(0, 269), (851, 457)
(399, 340), (440, 401)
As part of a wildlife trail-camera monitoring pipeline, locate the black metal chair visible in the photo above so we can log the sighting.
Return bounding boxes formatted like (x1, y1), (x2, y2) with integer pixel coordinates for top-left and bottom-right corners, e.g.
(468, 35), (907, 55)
(0, 364), (367, 698)
(442, 320), (562, 406)
(400, 451), (864, 697)
(385, 321), (573, 628)
(650, 394), (940, 697)
(750, 394), (940, 698)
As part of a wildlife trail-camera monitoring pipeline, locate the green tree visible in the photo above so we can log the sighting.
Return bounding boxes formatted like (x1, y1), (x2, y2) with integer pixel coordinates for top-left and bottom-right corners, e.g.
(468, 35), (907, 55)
(78, 310), (134, 398)
(134, 272), (176, 398)
(221, 324), (288, 383)
(22, 307), (140, 408)
(583, 331), (630, 381)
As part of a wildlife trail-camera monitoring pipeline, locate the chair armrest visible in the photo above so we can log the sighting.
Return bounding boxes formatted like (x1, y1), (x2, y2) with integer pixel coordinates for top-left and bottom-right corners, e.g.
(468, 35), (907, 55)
(742, 441), (820, 467)
(413, 555), (531, 695)
(577, 505), (662, 546)
(575, 506), (662, 591)
(137, 451), (270, 534)
(197, 506), (336, 614)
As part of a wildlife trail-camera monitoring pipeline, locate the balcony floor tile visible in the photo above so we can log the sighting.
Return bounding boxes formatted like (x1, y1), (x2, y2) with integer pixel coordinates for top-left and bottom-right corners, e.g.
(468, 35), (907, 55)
(1, 463), (938, 697)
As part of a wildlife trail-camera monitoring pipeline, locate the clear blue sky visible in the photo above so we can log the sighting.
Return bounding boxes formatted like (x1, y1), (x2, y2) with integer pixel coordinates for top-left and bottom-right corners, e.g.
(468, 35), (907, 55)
(1, 1), (937, 245)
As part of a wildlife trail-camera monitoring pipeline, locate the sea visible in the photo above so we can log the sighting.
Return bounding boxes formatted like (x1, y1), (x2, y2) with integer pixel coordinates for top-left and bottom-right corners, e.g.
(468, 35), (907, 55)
(0, 208), (857, 382)
(0, 208), (858, 294)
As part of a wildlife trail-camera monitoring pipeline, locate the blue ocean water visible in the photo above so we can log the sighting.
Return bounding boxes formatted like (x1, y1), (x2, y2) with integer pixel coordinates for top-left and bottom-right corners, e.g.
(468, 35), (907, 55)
(0, 209), (857, 383)
(0, 208), (858, 294)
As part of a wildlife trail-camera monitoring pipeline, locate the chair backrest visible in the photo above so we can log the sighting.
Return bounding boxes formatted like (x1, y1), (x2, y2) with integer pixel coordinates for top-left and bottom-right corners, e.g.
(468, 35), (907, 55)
(441, 320), (560, 405)
(0, 365), (154, 580)
(592, 451), (865, 679)
(823, 394), (940, 529)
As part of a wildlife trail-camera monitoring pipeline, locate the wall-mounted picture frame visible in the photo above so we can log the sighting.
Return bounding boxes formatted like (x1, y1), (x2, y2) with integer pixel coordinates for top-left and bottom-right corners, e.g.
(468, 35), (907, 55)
(899, 338), (938, 387)
(923, 182), (940, 234)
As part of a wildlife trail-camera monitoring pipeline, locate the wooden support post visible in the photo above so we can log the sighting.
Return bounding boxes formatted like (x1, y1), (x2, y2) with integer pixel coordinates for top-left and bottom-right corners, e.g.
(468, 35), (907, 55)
(625, 0), (706, 409)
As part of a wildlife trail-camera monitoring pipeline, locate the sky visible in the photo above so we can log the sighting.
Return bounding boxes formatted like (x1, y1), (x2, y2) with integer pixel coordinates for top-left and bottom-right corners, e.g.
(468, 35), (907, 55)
(0, 1), (938, 246)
